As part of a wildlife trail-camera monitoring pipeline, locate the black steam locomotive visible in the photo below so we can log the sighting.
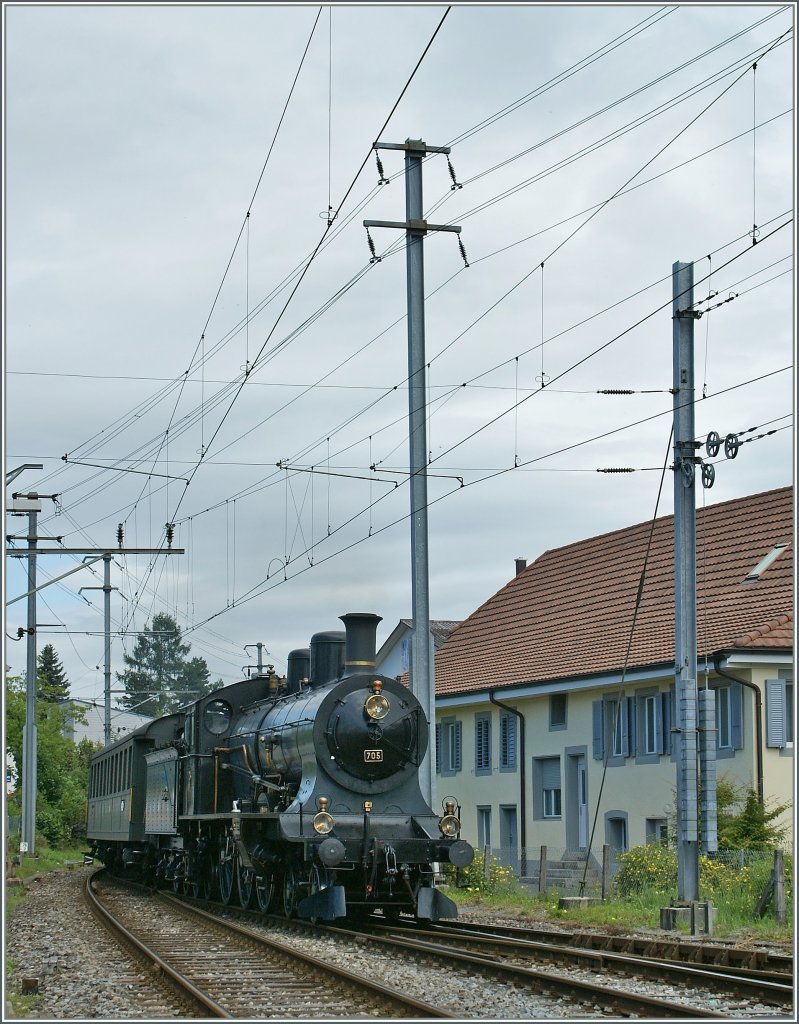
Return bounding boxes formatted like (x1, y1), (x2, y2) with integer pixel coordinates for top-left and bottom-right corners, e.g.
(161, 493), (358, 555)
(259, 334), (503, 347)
(86, 613), (473, 921)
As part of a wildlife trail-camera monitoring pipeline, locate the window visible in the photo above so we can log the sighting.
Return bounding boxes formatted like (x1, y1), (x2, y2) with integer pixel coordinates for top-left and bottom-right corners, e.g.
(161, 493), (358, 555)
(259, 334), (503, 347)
(766, 677), (794, 749)
(204, 698), (232, 735)
(714, 683), (742, 756)
(717, 686), (731, 748)
(549, 693), (567, 730)
(643, 696), (657, 755)
(606, 813), (628, 852)
(499, 713), (517, 771)
(534, 756), (561, 819)
(477, 806), (492, 849)
(646, 818), (668, 845)
(593, 697), (634, 764)
(475, 716), (491, 774)
(436, 718), (462, 775)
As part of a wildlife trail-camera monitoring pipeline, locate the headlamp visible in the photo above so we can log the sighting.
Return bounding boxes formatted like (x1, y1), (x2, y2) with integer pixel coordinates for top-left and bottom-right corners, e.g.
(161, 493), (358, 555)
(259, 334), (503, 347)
(313, 796), (335, 835)
(364, 679), (390, 720)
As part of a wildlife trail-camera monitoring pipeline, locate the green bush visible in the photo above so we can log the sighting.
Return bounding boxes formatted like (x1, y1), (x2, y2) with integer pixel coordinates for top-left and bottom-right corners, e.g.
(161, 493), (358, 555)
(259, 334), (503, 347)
(614, 843), (677, 897)
(447, 849), (520, 898)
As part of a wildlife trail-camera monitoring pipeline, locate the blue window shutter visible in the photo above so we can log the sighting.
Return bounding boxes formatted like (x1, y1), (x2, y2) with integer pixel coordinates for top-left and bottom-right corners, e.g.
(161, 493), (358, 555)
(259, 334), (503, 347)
(507, 714), (516, 768)
(765, 679), (786, 748)
(435, 723), (441, 773)
(655, 693), (665, 755)
(626, 696), (636, 756)
(454, 721), (462, 771)
(731, 682), (743, 750)
(592, 701), (603, 759)
(620, 698), (629, 757)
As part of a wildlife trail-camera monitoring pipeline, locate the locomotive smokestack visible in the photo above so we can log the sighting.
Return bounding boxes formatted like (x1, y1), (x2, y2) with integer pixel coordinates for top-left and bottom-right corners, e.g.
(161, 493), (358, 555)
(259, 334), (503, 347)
(286, 648), (310, 694)
(309, 631), (345, 687)
(339, 613), (383, 676)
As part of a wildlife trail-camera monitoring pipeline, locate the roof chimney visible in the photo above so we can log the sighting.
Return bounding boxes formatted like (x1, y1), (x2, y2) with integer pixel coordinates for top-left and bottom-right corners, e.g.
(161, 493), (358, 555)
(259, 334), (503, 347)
(515, 557), (527, 576)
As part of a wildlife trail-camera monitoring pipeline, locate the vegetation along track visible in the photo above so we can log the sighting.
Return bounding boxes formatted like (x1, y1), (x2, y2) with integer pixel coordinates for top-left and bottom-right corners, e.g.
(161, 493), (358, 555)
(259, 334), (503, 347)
(86, 873), (454, 1018)
(366, 918), (794, 1012)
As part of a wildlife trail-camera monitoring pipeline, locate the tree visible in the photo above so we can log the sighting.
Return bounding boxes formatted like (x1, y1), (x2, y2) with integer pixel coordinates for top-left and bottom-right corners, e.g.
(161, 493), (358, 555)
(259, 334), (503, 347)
(117, 613), (215, 716)
(5, 671), (96, 845)
(37, 643), (70, 703)
(716, 776), (790, 849)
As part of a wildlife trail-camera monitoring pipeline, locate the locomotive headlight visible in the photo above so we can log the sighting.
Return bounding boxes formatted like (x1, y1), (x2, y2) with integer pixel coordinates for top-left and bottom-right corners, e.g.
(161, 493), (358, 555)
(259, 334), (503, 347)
(313, 796), (335, 835)
(364, 679), (390, 720)
(439, 798), (460, 837)
(439, 814), (460, 838)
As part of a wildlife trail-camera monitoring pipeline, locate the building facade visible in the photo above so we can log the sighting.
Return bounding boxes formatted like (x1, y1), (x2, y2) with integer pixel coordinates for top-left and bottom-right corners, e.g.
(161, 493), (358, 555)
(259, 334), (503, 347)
(433, 487), (793, 868)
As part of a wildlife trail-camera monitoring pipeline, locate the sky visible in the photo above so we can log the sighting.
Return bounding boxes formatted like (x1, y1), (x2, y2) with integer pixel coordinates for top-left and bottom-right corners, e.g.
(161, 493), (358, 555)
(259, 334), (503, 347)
(3, 3), (795, 717)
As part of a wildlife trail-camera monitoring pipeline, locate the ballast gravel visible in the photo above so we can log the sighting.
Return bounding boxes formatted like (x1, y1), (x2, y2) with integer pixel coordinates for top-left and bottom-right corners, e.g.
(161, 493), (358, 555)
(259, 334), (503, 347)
(5, 866), (792, 1020)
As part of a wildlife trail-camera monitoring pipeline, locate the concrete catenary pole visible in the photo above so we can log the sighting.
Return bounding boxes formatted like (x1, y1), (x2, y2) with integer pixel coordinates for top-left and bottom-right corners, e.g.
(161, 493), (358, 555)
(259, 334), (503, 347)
(22, 506), (39, 855)
(103, 554), (112, 745)
(672, 260), (700, 901)
(365, 139), (461, 809)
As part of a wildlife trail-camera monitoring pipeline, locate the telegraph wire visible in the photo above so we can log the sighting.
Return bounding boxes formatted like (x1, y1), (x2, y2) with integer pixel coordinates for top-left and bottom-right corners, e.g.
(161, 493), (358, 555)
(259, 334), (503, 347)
(183, 363), (791, 634)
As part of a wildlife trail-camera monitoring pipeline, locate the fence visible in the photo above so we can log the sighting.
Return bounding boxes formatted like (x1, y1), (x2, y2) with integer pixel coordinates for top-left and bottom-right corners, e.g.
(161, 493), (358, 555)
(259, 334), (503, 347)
(476, 844), (790, 908)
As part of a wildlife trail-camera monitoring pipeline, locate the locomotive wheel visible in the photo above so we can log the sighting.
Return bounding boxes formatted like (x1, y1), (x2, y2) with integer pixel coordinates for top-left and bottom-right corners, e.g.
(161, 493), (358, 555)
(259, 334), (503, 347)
(306, 863), (331, 925)
(218, 847), (234, 905)
(238, 865), (256, 908)
(282, 864), (300, 918)
(201, 862), (218, 902)
(255, 873), (275, 913)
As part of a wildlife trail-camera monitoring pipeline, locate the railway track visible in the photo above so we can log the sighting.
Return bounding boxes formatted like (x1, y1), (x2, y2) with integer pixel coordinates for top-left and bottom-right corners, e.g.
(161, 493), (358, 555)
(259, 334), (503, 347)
(90, 874), (792, 1019)
(86, 873), (454, 1018)
(193, 901), (774, 1018)
(364, 917), (794, 1012)
(438, 917), (794, 973)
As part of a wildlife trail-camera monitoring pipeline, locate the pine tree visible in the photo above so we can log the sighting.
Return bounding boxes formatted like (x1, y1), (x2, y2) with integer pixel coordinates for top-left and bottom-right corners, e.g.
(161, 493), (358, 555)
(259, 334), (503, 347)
(36, 644), (70, 703)
(117, 613), (213, 716)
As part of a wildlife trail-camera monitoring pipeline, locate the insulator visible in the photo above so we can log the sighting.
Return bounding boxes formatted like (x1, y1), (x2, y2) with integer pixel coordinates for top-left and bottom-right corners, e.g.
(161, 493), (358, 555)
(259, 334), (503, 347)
(598, 389), (634, 395)
(447, 156), (462, 190)
(165, 522), (175, 546)
(457, 236), (470, 268)
(375, 152), (389, 186)
(117, 523), (124, 547)
(366, 228), (381, 264)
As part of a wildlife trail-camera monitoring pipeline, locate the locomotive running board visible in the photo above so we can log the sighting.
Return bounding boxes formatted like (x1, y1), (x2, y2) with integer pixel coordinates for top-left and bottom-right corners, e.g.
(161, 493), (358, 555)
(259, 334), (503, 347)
(297, 884), (347, 921)
(416, 886), (458, 921)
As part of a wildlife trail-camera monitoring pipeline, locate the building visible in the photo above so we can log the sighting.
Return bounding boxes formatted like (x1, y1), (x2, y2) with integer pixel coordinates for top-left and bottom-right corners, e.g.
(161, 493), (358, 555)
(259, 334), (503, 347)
(433, 486), (793, 870)
(376, 619), (462, 679)
(58, 698), (153, 746)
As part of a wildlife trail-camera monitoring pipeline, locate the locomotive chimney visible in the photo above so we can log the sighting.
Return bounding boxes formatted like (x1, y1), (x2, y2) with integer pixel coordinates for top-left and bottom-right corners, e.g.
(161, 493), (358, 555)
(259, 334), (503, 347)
(339, 612), (383, 677)
(309, 631), (345, 687)
(286, 648), (310, 694)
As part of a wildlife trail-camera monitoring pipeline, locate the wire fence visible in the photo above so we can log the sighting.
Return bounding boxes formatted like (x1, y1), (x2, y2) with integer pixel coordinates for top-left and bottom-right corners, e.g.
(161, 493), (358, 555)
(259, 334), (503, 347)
(476, 843), (791, 899)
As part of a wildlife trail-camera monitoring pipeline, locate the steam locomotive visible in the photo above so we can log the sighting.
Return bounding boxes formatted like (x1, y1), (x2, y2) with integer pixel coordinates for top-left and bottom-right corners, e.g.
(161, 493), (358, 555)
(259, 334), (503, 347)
(86, 613), (473, 921)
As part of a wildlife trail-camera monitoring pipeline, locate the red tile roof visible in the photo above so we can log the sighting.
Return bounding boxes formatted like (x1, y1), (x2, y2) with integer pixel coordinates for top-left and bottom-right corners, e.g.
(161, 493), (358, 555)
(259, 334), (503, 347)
(435, 486), (794, 697)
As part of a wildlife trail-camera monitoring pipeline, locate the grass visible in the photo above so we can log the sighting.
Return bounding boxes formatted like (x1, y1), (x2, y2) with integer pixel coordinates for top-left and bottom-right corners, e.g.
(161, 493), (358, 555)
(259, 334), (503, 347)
(447, 881), (793, 944)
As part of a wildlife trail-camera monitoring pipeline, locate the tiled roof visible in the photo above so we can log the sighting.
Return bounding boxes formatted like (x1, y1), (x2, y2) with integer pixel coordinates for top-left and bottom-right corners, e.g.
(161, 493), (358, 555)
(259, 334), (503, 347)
(396, 618), (462, 649)
(436, 486), (793, 697)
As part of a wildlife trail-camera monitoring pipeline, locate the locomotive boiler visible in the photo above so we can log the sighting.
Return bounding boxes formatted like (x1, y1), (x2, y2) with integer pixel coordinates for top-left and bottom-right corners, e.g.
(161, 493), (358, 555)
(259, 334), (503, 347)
(87, 612), (473, 922)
